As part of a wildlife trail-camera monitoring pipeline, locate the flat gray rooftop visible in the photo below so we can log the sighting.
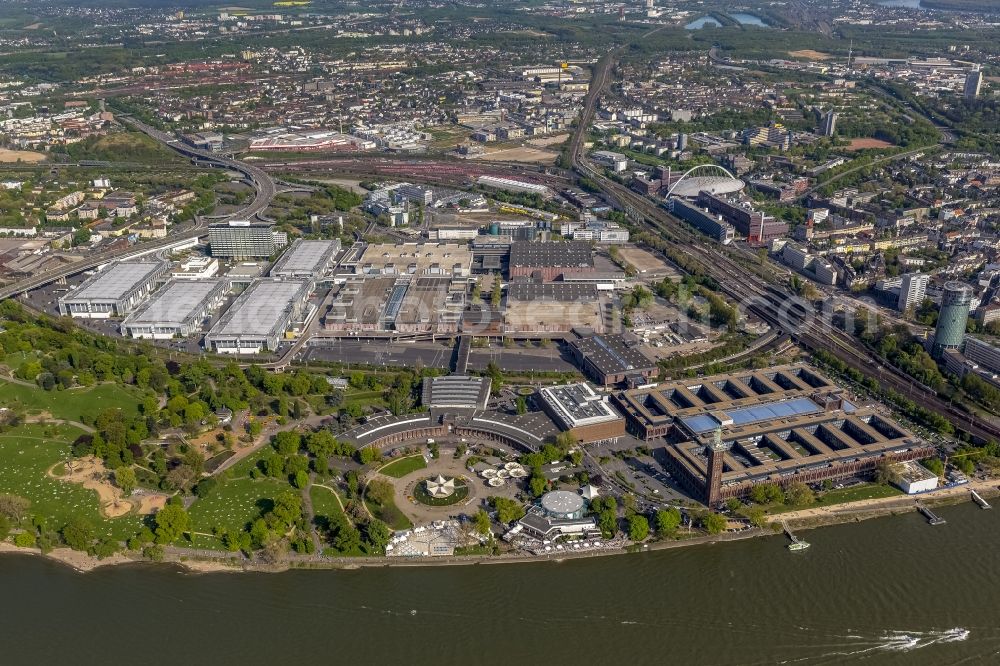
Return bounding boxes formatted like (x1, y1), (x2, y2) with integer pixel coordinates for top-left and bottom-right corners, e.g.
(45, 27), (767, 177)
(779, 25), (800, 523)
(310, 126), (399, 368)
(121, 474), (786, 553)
(123, 279), (226, 327)
(541, 383), (620, 427)
(209, 279), (309, 337)
(69, 261), (166, 301)
(271, 239), (340, 276)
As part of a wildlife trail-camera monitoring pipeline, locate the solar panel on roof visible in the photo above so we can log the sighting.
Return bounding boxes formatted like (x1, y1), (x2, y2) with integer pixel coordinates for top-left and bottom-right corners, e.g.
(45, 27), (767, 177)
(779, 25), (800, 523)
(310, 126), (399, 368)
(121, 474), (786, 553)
(681, 397), (821, 434)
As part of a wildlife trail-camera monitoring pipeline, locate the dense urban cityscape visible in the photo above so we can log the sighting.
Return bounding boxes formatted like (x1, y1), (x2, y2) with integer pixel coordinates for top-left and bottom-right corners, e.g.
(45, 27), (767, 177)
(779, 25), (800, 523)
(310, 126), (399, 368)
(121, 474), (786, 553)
(1, 0), (1000, 662)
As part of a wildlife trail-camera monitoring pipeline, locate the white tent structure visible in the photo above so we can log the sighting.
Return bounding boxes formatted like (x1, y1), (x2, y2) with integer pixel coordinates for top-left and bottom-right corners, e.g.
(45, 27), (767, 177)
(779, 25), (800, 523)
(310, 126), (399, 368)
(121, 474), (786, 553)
(426, 475), (456, 499)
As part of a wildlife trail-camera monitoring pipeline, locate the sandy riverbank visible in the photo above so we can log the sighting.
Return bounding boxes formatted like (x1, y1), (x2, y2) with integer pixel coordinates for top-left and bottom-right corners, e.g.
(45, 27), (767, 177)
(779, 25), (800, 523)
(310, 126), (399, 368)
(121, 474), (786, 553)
(3, 481), (996, 574)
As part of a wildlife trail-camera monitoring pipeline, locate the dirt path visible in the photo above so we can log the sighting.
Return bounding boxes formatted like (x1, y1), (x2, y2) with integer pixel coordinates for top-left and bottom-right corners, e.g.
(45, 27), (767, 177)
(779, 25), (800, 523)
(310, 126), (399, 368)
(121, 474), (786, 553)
(212, 414), (329, 476)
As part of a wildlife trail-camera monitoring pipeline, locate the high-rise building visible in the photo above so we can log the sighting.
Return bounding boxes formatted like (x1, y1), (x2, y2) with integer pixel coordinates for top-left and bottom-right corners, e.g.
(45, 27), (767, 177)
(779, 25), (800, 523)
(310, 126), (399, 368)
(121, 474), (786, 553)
(898, 272), (929, 313)
(676, 133), (688, 151)
(209, 220), (288, 259)
(964, 68), (983, 101)
(822, 111), (838, 137)
(933, 281), (973, 358)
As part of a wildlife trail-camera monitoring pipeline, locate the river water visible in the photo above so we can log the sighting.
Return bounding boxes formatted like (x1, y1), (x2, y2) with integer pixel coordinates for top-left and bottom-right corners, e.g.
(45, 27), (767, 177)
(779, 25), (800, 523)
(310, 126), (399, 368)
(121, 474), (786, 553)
(3, 503), (999, 665)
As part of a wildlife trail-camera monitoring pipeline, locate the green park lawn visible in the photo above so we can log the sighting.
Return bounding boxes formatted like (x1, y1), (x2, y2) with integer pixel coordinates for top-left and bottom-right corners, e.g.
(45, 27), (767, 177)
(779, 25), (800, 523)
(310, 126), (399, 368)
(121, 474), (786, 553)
(183, 450), (291, 548)
(379, 455), (427, 478)
(0, 380), (141, 423)
(768, 483), (904, 514)
(0, 423), (144, 541)
(310, 484), (346, 518)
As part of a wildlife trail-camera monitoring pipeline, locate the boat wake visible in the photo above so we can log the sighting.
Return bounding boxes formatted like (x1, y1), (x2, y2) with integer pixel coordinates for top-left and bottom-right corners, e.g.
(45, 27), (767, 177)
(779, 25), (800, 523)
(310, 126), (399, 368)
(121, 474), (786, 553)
(871, 628), (969, 653)
(775, 627), (970, 663)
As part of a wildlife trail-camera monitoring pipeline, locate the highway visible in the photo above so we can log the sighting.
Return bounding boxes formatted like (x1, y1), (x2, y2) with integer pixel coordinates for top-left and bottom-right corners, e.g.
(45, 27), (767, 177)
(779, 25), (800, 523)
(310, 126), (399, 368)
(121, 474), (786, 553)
(122, 116), (277, 221)
(0, 118), (277, 301)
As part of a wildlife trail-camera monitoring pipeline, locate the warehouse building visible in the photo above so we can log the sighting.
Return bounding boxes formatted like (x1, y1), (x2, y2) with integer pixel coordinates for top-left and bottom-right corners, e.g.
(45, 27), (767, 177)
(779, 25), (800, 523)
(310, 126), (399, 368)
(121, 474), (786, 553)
(476, 175), (553, 198)
(508, 241), (595, 282)
(503, 282), (609, 335)
(538, 383), (625, 444)
(569, 333), (658, 387)
(121, 278), (228, 339)
(611, 364), (931, 505)
(270, 239), (341, 279)
(356, 243), (472, 278)
(209, 220), (288, 259)
(58, 260), (169, 318)
(203, 278), (311, 353)
(322, 275), (465, 334)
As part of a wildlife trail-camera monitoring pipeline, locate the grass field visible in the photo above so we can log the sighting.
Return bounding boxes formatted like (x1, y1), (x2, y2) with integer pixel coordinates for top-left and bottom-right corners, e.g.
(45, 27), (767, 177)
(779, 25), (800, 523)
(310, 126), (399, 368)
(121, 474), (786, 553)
(310, 484), (345, 518)
(0, 423), (144, 541)
(0, 380), (141, 423)
(184, 450), (291, 547)
(768, 483), (904, 514)
(379, 455), (427, 478)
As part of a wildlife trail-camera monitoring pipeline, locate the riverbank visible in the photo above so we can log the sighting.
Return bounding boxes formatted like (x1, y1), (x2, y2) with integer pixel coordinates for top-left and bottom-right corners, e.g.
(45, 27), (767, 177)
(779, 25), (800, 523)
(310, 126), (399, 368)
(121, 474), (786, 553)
(4, 479), (997, 574)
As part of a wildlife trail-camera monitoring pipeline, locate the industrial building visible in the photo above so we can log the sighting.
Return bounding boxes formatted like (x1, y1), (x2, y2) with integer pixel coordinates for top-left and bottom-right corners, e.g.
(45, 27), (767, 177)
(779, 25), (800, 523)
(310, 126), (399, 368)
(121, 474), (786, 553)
(569, 333), (658, 387)
(538, 383), (625, 444)
(696, 191), (787, 245)
(508, 241), (595, 282)
(611, 365), (931, 505)
(120, 278), (229, 339)
(892, 460), (939, 494)
(476, 175), (552, 198)
(322, 275), (465, 334)
(932, 281), (973, 358)
(58, 260), (169, 318)
(270, 239), (341, 279)
(421, 375), (492, 410)
(670, 198), (735, 244)
(209, 221), (288, 259)
(203, 278), (311, 354)
(503, 282), (608, 335)
(356, 243), (472, 278)
(590, 150), (628, 172)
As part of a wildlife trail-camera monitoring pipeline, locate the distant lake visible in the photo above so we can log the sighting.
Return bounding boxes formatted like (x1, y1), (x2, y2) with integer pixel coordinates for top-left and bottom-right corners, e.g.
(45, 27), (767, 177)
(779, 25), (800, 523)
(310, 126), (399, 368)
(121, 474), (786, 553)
(878, 0), (923, 8)
(685, 16), (722, 29)
(729, 12), (769, 26)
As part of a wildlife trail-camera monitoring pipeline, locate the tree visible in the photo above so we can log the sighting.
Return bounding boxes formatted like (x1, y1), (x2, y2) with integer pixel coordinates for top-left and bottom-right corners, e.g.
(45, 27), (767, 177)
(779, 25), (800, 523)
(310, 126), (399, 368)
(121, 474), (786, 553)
(367, 479), (394, 506)
(114, 467), (137, 496)
(14, 531), (35, 548)
(655, 507), (681, 535)
(749, 483), (784, 505)
(627, 514), (650, 542)
(473, 509), (491, 536)
(0, 494), (30, 522)
(529, 473), (547, 497)
(273, 430), (302, 456)
(364, 519), (392, 553)
(742, 505), (767, 528)
(784, 482), (815, 506)
(293, 470), (309, 489)
(154, 503), (190, 544)
(489, 497), (525, 524)
(920, 457), (944, 477)
(700, 512), (727, 535)
(356, 446), (380, 465)
(61, 516), (95, 551)
(0, 514), (9, 541)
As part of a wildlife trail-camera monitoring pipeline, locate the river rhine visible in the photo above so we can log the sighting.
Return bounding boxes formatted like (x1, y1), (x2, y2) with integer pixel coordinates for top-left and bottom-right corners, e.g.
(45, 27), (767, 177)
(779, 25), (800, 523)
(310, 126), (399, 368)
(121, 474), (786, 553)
(3, 503), (998, 665)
